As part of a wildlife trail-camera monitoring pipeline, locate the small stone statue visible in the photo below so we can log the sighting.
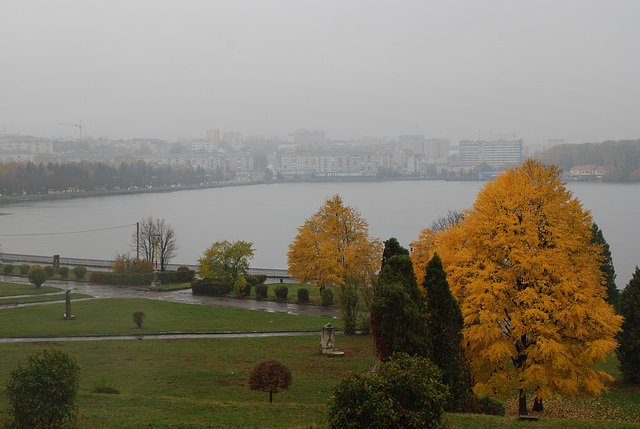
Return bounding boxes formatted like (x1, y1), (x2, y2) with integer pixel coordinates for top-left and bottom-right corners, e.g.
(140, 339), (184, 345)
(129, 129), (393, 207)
(319, 323), (344, 357)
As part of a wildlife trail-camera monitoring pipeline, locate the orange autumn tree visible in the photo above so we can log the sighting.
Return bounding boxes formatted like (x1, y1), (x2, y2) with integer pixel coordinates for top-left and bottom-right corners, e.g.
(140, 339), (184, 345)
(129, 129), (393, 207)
(411, 159), (622, 416)
(287, 194), (382, 290)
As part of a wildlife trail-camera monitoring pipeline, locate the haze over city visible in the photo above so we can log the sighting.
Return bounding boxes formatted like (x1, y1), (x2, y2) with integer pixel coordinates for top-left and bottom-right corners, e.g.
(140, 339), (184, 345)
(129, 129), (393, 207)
(2, 1), (639, 145)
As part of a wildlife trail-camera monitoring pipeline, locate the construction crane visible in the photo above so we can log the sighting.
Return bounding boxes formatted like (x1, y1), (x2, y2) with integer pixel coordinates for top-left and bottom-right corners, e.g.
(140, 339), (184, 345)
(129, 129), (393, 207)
(57, 121), (83, 140)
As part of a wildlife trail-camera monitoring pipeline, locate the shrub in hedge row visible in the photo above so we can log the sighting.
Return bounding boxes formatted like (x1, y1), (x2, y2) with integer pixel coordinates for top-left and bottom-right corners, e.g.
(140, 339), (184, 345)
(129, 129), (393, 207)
(191, 280), (232, 296)
(297, 288), (309, 304)
(44, 266), (56, 277)
(158, 269), (195, 284)
(89, 271), (154, 286)
(19, 264), (30, 275)
(321, 288), (334, 307)
(245, 276), (259, 287)
(255, 284), (268, 299)
(256, 275), (267, 284)
(73, 266), (87, 280)
(3, 264), (14, 274)
(274, 285), (288, 303)
(58, 266), (70, 279)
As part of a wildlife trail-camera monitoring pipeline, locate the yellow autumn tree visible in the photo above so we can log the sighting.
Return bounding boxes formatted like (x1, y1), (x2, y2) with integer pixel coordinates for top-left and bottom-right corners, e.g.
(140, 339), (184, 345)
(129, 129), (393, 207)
(287, 194), (382, 290)
(411, 159), (622, 415)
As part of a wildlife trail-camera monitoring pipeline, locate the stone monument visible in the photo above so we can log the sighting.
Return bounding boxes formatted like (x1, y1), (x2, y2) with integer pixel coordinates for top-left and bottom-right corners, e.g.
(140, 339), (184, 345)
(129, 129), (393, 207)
(319, 323), (344, 357)
(63, 290), (75, 320)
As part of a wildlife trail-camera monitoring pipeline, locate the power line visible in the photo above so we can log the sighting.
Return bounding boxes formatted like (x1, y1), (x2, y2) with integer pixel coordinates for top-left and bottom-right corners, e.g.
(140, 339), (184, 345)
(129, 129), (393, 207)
(0, 223), (136, 237)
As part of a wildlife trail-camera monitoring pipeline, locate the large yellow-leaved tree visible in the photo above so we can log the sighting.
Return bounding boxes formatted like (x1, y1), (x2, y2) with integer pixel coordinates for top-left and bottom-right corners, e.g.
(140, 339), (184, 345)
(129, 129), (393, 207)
(287, 194), (382, 290)
(411, 159), (622, 415)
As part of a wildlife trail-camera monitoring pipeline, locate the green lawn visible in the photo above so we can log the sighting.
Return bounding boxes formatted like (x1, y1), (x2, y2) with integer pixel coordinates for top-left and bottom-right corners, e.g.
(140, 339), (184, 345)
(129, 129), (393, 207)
(0, 281), (61, 296)
(0, 293), (89, 305)
(0, 283), (639, 427)
(0, 335), (375, 428)
(0, 298), (340, 337)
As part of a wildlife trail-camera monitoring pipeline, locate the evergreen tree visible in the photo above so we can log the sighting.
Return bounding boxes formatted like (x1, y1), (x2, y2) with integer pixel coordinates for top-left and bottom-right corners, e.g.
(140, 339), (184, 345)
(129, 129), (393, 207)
(371, 239), (429, 360)
(592, 222), (619, 310)
(423, 253), (473, 411)
(617, 267), (640, 384)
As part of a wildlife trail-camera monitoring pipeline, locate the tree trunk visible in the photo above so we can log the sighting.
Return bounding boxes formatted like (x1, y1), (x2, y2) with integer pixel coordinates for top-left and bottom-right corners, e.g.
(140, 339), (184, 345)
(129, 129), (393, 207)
(269, 392), (273, 403)
(533, 396), (543, 412)
(518, 389), (528, 416)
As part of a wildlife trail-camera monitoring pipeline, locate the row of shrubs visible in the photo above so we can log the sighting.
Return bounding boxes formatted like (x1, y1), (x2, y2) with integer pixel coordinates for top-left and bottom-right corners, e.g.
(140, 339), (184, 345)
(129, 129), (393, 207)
(2, 264), (87, 279)
(88, 269), (195, 285)
(192, 279), (336, 306)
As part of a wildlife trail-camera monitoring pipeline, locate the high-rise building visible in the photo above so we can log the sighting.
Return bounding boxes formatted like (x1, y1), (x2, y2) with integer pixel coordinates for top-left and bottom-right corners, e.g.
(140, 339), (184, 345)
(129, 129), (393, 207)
(459, 139), (523, 169)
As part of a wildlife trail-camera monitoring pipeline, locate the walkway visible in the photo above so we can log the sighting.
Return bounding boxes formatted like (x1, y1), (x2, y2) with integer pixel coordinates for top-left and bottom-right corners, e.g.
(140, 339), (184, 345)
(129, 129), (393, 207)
(0, 275), (340, 318)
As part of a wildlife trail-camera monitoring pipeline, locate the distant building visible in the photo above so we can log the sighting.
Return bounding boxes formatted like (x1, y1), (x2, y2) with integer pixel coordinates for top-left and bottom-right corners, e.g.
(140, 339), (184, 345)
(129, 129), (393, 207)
(288, 129), (326, 145)
(568, 165), (605, 180)
(459, 139), (523, 169)
(278, 146), (379, 177)
(222, 132), (243, 151)
(399, 135), (449, 160)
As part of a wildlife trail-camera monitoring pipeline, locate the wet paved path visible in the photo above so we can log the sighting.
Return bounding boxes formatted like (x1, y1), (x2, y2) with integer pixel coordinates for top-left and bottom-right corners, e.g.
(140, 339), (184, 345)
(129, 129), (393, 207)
(0, 275), (339, 318)
(0, 275), (341, 342)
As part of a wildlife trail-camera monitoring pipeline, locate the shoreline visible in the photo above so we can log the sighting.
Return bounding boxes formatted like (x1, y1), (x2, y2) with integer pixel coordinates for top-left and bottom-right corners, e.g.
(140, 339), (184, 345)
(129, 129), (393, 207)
(0, 175), (475, 206)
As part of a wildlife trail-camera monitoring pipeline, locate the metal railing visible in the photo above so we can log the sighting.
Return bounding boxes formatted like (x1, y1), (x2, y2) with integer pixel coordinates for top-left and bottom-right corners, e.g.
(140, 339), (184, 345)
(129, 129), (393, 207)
(0, 252), (290, 280)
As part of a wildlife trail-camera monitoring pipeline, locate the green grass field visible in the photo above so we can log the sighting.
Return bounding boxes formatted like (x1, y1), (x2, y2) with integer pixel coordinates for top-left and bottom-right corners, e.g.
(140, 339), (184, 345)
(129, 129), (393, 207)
(0, 280), (639, 427)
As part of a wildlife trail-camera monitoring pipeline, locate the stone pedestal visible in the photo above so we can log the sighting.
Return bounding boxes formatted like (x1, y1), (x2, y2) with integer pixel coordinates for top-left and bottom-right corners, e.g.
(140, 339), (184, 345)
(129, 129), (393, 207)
(63, 290), (75, 320)
(149, 270), (160, 290)
(319, 323), (344, 357)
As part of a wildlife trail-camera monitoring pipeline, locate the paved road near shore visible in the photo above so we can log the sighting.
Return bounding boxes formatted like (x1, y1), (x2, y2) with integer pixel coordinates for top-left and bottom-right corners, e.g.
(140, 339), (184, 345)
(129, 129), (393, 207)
(0, 275), (340, 318)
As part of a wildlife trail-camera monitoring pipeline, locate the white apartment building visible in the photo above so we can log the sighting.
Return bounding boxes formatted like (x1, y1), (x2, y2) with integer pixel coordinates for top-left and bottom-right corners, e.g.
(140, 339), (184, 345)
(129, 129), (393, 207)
(459, 139), (523, 169)
(279, 148), (379, 177)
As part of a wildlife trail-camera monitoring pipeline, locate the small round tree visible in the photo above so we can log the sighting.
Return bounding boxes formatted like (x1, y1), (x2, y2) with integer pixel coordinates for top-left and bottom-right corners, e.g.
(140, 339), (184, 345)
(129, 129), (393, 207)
(249, 361), (292, 403)
(28, 266), (47, 288)
(6, 348), (81, 429)
(617, 267), (640, 384)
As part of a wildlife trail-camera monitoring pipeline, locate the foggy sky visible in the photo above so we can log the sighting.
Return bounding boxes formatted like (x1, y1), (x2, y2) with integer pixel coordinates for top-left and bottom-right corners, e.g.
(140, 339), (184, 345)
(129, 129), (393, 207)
(1, 0), (639, 145)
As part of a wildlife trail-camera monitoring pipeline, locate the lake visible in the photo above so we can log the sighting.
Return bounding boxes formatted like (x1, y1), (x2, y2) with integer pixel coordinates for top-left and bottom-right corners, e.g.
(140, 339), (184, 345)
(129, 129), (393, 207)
(0, 180), (638, 287)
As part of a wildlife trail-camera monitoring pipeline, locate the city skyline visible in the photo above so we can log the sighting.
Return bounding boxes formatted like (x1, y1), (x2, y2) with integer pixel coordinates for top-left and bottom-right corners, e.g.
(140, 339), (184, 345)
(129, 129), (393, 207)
(2, 1), (639, 145)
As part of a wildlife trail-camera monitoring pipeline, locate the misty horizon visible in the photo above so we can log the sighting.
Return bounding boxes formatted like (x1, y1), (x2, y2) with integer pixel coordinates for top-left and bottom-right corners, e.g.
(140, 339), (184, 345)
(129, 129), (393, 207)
(2, 1), (639, 145)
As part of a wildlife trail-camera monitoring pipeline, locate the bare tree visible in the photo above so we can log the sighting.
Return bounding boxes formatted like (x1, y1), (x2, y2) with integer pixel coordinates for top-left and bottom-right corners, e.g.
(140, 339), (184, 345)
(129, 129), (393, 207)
(429, 209), (465, 232)
(132, 216), (177, 271)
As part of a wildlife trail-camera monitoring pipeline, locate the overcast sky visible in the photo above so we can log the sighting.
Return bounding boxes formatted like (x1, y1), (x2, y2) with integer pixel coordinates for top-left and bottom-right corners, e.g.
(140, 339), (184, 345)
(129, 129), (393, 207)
(1, 1), (639, 144)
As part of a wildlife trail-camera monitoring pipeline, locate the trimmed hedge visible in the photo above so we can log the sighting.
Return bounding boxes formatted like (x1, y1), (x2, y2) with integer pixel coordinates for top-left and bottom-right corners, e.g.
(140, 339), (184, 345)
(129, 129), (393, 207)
(73, 266), (87, 280)
(3, 264), (14, 274)
(19, 264), (30, 275)
(255, 284), (268, 299)
(297, 288), (309, 304)
(87, 269), (195, 286)
(274, 285), (288, 303)
(89, 271), (154, 286)
(321, 288), (334, 307)
(158, 269), (195, 284)
(58, 266), (70, 279)
(191, 280), (232, 296)
(44, 266), (56, 277)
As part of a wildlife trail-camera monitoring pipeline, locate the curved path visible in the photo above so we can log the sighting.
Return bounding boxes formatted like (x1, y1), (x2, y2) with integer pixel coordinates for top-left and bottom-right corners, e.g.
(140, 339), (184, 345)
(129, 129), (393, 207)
(0, 275), (340, 318)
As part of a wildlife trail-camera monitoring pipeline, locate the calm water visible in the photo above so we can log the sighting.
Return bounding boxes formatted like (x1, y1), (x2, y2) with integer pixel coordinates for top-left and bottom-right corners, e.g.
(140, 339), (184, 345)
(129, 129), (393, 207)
(1, 181), (638, 287)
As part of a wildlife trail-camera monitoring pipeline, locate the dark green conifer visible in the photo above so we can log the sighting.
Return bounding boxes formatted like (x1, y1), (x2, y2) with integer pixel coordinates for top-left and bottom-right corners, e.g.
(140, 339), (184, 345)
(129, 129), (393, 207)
(423, 253), (474, 411)
(617, 267), (640, 384)
(371, 238), (429, 361)
(592, 223), (619, 310)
